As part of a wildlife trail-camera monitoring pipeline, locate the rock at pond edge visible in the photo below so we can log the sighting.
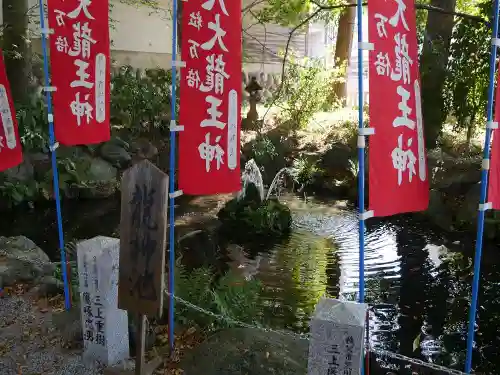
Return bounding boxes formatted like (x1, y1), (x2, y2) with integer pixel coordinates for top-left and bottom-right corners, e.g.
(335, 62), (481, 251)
(180, 328), (308, 375)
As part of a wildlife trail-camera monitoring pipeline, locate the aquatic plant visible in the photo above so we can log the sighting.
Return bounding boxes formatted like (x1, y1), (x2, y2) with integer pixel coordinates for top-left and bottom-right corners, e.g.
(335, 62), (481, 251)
(173, 262), (262, 330)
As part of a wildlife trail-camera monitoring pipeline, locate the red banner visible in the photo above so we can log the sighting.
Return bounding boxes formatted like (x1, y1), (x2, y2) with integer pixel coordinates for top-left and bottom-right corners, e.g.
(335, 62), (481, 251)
(178, 0), (242, 195)
(368, 0), (429, 216)
(487, 66), (500, 208)
(48, 0), (111, 146)
(0, 50), (22, 172)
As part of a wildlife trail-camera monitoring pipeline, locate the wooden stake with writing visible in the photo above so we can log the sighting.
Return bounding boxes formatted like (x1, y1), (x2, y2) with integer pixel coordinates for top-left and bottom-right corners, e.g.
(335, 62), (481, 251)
(116, 160), (168, 375)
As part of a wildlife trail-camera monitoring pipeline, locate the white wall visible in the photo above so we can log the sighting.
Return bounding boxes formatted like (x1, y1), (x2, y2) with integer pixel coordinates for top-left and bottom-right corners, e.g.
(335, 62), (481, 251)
(110, 0), (172, 55)
(20, 0), (173, 68)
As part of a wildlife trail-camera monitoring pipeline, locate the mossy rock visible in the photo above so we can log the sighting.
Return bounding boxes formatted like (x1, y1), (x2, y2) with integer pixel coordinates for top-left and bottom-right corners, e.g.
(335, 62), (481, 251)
(180, 328), (308, 375)
(217, 183), (292, 245)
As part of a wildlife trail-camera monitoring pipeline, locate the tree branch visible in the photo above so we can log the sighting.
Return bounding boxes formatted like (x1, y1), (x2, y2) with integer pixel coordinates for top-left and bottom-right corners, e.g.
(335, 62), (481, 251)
(310, 1), (487, 24)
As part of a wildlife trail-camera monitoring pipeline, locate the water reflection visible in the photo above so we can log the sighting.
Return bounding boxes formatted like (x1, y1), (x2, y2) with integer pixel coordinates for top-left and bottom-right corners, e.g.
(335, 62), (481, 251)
(3, 194), (500, 373)
(247, 196), (500, 374)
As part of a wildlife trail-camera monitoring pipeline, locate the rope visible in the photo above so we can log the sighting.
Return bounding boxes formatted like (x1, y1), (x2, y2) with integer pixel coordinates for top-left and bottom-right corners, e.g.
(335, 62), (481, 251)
(166, 291), (469, 375)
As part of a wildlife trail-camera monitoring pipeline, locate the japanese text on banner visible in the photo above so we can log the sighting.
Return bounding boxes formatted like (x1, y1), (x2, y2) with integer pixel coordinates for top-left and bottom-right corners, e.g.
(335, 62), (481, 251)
(178, 0), (242, 195)
(48, 0), (110, 146)
(368, 0), (429, 217)
(487, 65), (500, 209)
(0, 50), (22, 172)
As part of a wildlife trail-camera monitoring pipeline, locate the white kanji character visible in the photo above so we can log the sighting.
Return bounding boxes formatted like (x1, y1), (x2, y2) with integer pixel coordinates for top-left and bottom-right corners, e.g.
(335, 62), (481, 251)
(200, 54), (229, 94)
(391, 33), (413, 84)
(201, 14), (228, 52)
(201, 95), (225, 129)
(55, 36), (70, 53)
(54, 9), (66, 26)
(69, 22), (96, 59)
(374, 13), (388, 38)
(187, 69), (201, 89)
(189, 11), (203, 30)
(393, 86), (415, 130)
(202, 0), (229, 16)
(188, 39), (200, 59)
(67, 0), (95, 20)
(389, 0), (410, 31)
(374, 52), (391, 76)
(392, 134), (416, 185)
(0, 135), (4, 150)
(71, 59), (94, 89)
(198, 132), (225, 172)
(70, 92), (93, 126)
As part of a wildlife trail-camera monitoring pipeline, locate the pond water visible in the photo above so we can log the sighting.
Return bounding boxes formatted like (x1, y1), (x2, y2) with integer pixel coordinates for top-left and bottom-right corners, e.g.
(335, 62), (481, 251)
(1, 194), (500, 374)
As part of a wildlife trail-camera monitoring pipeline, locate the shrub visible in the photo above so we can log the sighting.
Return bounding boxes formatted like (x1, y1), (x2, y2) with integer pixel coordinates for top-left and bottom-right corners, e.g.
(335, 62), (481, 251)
(110, 66), (178, 134)
(174, 263), (263, 330)
(268, 55), (344, 130)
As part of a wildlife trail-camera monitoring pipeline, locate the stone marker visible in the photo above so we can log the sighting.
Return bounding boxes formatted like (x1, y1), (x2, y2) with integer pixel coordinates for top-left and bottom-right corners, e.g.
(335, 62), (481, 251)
(77, 236), (129, 366)
(308, 297), (368, 375)
(118, 159), (168, 317)
(118, 160), (168, 375)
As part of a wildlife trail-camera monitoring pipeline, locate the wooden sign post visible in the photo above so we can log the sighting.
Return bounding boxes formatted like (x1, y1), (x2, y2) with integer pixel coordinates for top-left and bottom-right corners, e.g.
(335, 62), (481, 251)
(118, 160), (169, 375)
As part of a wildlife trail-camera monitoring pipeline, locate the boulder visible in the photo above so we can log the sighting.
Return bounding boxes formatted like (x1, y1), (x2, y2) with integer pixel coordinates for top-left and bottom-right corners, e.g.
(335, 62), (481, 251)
(424, 189), (454, 232)
(76, 157), (119, 199)
(217, 183), (292, 245)
(51, 304), (83, 346)
(456, 183), (480, 228)
(130, 138), (158, 161)
(177, 229), (222, 271)
(99, 141), (132, 168)
(3, 157), (34, 182)
(0, 236), (55, 286)
(180, 328), (308, 375)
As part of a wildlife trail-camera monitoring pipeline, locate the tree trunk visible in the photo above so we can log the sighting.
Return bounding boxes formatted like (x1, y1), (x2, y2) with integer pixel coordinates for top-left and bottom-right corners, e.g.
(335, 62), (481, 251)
(332, 1), (356, 106)
(420, 0), (456, 149)
(177, 0), (183, 49)
(2, 0), (32, 105)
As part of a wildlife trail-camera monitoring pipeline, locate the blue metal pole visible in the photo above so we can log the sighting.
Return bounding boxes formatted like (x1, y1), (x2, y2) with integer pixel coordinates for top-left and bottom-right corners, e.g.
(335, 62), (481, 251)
(168, 0), (179, 351)
(356, 0), (366, 306)
(356, 3), (366, 374)
(465, 0), (500, 372)
(38, 0), (71, 311)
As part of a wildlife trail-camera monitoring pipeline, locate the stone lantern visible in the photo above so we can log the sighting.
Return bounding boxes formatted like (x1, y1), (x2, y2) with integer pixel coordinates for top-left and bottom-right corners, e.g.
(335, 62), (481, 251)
(243, 77), (263, 129)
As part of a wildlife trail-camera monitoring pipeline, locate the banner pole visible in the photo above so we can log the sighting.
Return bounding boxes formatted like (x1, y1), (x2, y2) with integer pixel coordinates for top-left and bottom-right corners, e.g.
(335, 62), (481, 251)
(37, 0), (71, 311)
(356, 2), (367, 374)
(168, 0), (179, 351)
(356, 0), (366, 306)
(465, 0), (500, 372)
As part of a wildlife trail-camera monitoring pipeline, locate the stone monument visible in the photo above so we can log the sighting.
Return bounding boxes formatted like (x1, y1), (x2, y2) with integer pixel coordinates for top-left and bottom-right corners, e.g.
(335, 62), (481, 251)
(308, 297), (368, 375)
(77, 236), (129, 366)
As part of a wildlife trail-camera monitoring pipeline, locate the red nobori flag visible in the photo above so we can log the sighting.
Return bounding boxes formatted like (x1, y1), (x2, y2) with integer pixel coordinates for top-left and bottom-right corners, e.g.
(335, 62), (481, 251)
(0, 50), (23, 172)
(487, 65), (500, 208)
(48, 0), (111, 146)
(368, 0), (429, 217)
(178, 0), (242, 195)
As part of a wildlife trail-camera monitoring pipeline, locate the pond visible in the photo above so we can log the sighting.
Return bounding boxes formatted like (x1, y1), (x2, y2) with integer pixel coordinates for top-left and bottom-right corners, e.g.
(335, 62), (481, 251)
(1, 194), (499, 374)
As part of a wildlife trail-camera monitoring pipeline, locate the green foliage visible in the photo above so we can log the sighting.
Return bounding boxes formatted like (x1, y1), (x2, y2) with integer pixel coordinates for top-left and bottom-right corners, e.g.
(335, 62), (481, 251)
(0, 179), (38, 207)
(217, 183), (292, 243)
(251, 136), (278, 168)
(256, 0), (312, 26)
(444, 9), (490, 141)
(16, 93), (50, 151)
(174, 263), (262, 330)
(256, 0), (346, 26)
(54, 262), (79, 302)
(110, 66), (177, 133)
(291, 157), (322, 187)
(269, 56), (343, 130)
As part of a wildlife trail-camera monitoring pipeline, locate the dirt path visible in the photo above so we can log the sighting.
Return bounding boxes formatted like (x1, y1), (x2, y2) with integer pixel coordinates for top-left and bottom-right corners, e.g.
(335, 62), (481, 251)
(0, 287), (101, 375)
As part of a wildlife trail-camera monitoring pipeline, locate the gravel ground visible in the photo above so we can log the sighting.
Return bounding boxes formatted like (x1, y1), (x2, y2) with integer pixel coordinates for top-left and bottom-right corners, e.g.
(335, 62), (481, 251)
(0, 294), (103, 375)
